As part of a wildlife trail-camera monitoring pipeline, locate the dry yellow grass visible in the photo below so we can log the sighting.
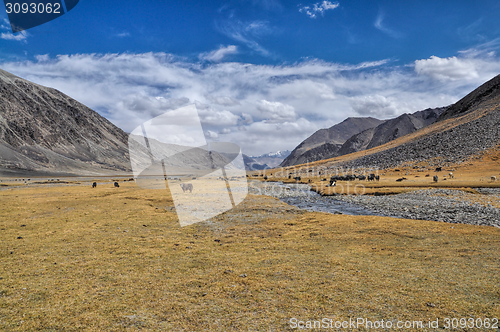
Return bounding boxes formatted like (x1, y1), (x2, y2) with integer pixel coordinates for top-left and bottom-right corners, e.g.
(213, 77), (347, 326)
(0, 181), (499, 330)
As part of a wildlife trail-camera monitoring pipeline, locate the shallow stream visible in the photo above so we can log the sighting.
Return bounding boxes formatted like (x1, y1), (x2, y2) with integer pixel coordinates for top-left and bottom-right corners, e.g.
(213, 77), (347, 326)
(249, 181), (384, 216)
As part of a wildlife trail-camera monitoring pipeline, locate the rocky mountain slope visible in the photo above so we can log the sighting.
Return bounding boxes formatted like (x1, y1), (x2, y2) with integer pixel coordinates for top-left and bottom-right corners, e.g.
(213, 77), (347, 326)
(338, 107), (446, 156)
(0, 69), (131, 176)
(281, 117), (383, 166)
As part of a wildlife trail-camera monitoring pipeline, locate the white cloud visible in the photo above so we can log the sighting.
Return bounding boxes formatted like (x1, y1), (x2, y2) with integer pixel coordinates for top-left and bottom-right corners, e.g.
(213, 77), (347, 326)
(205, 130), (219, 139)
(1, 30), (28, 41)
(350, 95), (405, 117)
(216, 20), (273, 57)
(35, 54), (50, 62)
(116, 32), (130, 38)
(299, 1), (339, 19)
(199, 109), (240, 126)
(240, 113), (254, 125)
(1, 49), (498, 156)
(206, 95), (240, 106)
(199, 45), (238, 62)
(458, 38), (500, 58)
(414, 56), (479, 81)
(120, 94), (190, 117)
(257, 100), (297, 123)
(374, 11), (403, 39)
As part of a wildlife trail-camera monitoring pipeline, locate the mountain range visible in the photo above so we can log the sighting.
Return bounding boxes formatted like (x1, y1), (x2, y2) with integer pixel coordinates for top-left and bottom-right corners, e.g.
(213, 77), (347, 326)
(0, 69), (130, 176)
(1, 67), (498, 176)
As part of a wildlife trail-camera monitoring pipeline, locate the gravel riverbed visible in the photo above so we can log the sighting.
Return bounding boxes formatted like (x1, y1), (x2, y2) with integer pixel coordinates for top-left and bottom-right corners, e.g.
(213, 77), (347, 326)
(335, 189), (500, 227)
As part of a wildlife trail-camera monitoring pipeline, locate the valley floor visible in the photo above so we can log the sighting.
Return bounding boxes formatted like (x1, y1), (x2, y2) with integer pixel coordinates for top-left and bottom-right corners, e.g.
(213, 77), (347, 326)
(0, 180), (499, 331)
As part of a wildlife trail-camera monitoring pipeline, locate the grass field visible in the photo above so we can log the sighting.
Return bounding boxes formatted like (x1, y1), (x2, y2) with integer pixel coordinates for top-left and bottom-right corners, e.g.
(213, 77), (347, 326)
(1, 180), (499, 331)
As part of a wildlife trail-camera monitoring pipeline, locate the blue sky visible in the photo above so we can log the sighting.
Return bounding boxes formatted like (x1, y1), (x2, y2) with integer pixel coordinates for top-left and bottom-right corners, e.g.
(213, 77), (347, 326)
(1, 0), (500, 155)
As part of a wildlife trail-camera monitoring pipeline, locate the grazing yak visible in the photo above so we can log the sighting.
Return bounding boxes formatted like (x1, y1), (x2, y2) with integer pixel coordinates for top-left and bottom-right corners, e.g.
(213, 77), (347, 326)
(449, 172), (454, 179)
(114, 182), (120, 188)
(435, 167), (442, 172)
(92, 182), (97, 188)
(367, 173), (376, 181)
(180, 183), (193, 193)
(433, 175), (438, 182)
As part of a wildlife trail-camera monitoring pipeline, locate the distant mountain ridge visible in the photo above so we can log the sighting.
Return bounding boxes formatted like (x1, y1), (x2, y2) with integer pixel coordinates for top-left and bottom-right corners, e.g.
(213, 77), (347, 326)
(337, 107), (447, 156)
(251, 150), (291, 159)
(281, 117), (384, 166)
(248, 150), (291, 169)
(243, 154), (270, 171)
(0, 68), (131, 176)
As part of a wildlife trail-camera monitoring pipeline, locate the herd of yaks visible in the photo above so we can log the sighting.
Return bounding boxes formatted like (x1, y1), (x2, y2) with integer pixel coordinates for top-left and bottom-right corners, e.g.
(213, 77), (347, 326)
(252, 166), (500, 183)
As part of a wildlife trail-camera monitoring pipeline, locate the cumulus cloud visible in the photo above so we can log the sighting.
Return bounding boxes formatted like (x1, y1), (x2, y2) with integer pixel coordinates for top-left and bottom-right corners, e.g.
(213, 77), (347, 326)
(199, 109), (240, 126)
(257, 100), (297, 123)
(350, 95), (406, 117)
(414, 55), (479, 81)
(199, 45), (238, 62)
(299, 1), (339, 19)
(35, 54), (50, 62)
(1, 50), (498, 155)
(205, 130), (219, 139)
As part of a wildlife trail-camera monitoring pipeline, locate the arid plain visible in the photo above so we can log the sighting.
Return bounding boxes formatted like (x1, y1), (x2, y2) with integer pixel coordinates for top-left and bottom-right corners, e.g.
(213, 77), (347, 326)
(1, 159), (500, 331)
